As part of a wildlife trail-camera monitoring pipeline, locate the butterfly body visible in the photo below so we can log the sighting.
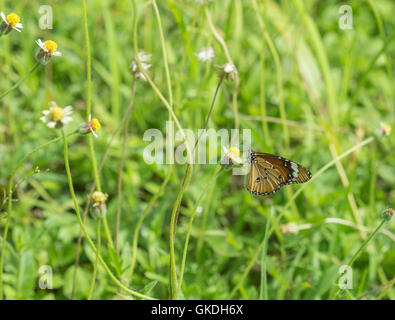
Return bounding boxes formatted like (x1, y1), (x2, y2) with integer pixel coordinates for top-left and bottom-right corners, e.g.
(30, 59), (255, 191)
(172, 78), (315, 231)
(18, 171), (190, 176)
(246, 150), (312, 196)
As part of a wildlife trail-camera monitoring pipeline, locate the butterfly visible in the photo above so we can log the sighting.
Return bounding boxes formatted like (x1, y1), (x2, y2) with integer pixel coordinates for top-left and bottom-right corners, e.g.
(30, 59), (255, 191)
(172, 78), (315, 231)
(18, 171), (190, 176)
(246, 150), (312, 196)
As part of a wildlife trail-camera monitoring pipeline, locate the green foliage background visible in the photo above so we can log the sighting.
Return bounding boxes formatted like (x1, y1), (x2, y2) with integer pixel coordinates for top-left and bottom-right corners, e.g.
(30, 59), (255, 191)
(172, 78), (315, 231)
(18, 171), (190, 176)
(0, 0), (394, 299)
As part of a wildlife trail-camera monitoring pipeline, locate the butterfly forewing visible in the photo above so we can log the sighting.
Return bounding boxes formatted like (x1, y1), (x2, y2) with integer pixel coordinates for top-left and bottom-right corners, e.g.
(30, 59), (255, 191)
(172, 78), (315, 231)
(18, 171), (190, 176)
(246, 151), (312, 196)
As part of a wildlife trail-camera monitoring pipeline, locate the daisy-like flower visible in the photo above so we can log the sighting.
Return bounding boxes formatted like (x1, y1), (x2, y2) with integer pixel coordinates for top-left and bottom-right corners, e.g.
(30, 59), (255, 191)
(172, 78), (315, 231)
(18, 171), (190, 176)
(130, 51), (152, 81)
(194, 47), (215, 62)
(40, 101), (72, 129)
(79, 115), (101, 137)
(216, 62), (237, 81)
(35, 39), (62, 65)
(0, 12), (23, 35)
(223, 146), (242, 165)
(91, 191), (108, 218)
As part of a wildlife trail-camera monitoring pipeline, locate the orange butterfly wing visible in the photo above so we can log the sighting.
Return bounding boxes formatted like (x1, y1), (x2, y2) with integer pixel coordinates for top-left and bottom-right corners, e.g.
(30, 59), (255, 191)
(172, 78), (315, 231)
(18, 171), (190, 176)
(246, 151), (312, 196)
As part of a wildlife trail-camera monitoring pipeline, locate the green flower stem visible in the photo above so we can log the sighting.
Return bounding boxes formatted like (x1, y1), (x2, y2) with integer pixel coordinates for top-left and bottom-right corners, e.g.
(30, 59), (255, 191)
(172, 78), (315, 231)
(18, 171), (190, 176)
(174, 166), (223, 299)
(204, 6), (240, 132)
(0, 61), (41, 100)
(169, 76), (224, 299)
(329, 218), (387, 300)
(61, 130), (155, 300)
(71, 94), (141, 299)
(0, 131), (77, 300)
(82, 0), (114, 250)
(131, 0), (195, 299)
(131, 0), (193, 163)
(152, 0), (173, 107)
(126, 165), (173, 285)
(88, 218), (101, 300)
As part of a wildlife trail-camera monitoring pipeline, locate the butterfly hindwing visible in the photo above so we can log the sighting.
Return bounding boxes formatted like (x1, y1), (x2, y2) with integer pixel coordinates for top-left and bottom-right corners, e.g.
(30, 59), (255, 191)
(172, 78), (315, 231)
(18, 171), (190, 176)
(246, 151), (312, 196)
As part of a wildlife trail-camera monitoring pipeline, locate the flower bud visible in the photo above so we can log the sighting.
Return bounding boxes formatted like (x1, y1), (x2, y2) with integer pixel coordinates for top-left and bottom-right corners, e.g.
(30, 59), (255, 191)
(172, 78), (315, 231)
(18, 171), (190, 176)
(383, 208), (394, 222)
(91, 191), (108, 219)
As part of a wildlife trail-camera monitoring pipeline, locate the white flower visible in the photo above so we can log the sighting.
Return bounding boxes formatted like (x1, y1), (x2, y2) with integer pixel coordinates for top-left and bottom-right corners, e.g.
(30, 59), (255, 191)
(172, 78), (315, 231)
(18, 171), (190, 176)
(1, 12), (23, 32)
(130, 51), (152, 81)
(194, 47), (215, 62)
(224, 62), (235, 73)
(36, 39), (62, 57)
(40, 101), (72, 129)
(216, 62), (237, 81)
(223, 146), (242, 165)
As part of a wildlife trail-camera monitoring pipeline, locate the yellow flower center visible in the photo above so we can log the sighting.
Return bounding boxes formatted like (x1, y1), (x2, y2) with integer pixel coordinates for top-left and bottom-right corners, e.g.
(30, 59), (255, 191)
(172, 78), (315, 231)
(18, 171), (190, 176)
(228, 147), (240, 159)
(44, 40), (58, 53)
(92, 191), (107, 204)
(91, 118), (101, 132)
(6, 13), (20, 27)
(49, 107), (64, 122)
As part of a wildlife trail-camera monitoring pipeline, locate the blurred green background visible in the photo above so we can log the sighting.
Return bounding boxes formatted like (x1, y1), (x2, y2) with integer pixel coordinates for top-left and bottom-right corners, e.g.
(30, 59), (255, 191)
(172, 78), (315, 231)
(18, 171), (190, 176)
(0, 0), (394, 299)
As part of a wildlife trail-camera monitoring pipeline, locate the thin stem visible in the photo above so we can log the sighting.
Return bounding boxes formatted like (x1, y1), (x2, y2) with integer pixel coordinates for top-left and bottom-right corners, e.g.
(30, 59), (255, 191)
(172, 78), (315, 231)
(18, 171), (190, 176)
(329, 218), (387, 300)
(82, 0), (92, 118)
(204, 6), (240, 131)
(169, 76), (224, 299)
(88, 218), (101, 300)
(71, 98), (138, 299)
(252, 0), (288, 149)
(131, 0), (193, 164)
(152, 0), (173, 107)
(61, 129), (155, 300)
(0, 131), (77, 300)
(0, 61), (41, 100)
(174, 166), (223, 299)
(116, 81), (136, 253)
(82, 0), (114, 249)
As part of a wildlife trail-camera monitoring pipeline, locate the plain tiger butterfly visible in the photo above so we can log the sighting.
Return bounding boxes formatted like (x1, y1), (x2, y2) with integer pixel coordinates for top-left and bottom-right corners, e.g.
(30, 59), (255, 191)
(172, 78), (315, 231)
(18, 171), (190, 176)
(246, 150), (312, 196)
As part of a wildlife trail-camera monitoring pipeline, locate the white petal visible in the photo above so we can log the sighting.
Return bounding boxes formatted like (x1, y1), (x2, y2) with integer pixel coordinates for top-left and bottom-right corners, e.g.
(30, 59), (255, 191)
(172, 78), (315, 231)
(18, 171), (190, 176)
(62, 117), (73, 124)
(14, 28), (22, 32)
(36, 39), (47, 51)
(40, 116), (48, 123)
(48, 101), (57, 108)
(92, 130), (98, 138)
(224, 63), (235, 73)
(52, 51), (62, 56)
(47, 122), (56, 128)
(1, 12), (7, 24)
(16, 23), (23, 28)
(42, 110), (50, 116)
(63, 106), (73, 114)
